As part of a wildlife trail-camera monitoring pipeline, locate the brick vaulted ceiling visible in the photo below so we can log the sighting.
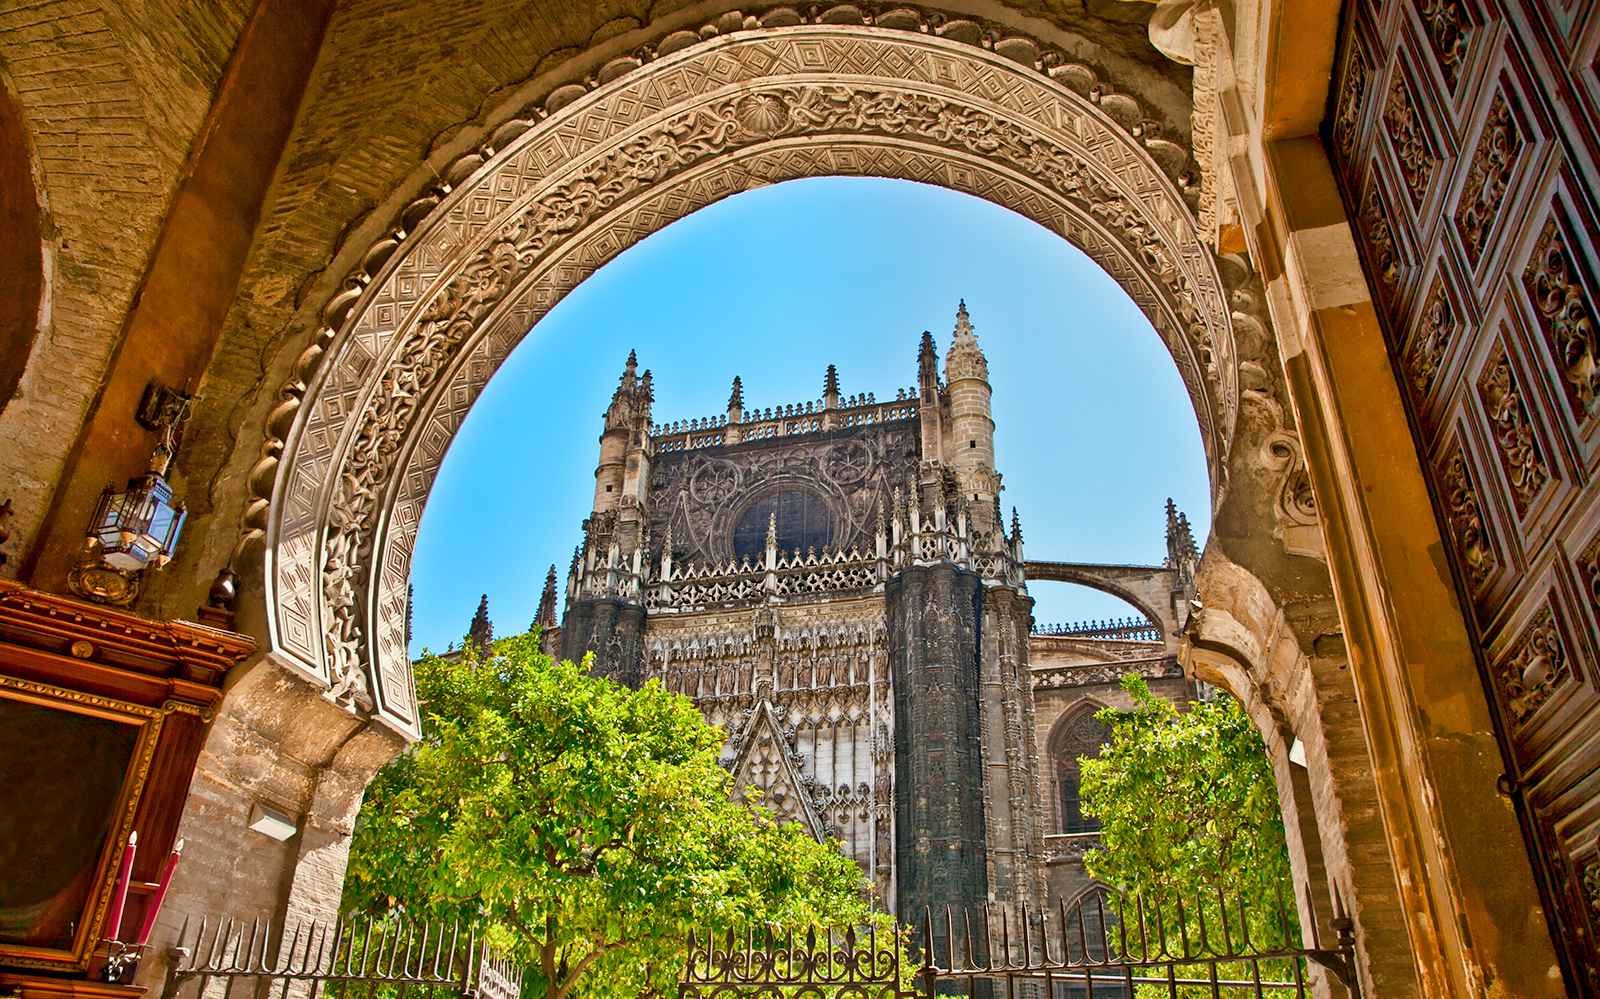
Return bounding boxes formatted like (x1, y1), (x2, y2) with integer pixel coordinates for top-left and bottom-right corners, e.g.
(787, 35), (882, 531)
(0, 0), (1186, 618)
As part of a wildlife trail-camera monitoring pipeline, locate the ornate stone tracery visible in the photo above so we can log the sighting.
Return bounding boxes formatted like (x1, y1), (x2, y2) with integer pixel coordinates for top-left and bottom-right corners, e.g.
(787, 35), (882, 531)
(263, 25), (1242, 738)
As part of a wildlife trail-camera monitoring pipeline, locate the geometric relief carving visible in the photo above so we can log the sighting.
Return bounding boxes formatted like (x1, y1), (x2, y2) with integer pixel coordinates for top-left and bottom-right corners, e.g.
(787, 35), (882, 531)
(1524, 214), (1600, 420)
(1404, 277), (1458, 406)
(1495, 604), (1572, 724)
(1437, 440), (1496, 588)
(1455, 93), (1524, 268)
(1384, 70), (1437, 206)
(1417, 0), (1470, 89)
(1477, 340), (1551, 517)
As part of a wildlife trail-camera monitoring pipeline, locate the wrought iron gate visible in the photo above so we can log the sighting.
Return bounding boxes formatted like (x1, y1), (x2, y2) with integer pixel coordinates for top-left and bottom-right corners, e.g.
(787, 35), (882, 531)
(679, 887), (1361, 998)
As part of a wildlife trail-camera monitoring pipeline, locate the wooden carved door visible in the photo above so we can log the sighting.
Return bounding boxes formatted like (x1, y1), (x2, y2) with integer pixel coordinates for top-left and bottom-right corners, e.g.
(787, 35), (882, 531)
(1330, 0), (1600, 989)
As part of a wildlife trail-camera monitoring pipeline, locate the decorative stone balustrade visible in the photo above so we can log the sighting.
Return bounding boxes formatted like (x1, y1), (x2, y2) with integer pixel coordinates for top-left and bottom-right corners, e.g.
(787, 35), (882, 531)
(1033, 617), (1163, 642)
(648, 389), (921, 454)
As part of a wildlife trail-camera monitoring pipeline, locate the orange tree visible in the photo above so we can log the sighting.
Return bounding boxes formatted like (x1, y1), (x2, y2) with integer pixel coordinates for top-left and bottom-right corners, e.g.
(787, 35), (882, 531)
(1079, 676), (1298, 974)
(342, 634), (869, 999)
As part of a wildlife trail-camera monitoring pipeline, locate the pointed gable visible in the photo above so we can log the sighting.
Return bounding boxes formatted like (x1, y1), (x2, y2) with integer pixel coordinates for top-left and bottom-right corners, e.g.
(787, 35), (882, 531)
(727, 701), (825, 839)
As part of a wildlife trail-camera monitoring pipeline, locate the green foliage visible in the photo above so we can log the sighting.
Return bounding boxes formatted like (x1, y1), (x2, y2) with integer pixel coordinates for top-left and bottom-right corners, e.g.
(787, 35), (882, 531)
(343, 634), (870, 999)
(1078, 676), (1299, 996)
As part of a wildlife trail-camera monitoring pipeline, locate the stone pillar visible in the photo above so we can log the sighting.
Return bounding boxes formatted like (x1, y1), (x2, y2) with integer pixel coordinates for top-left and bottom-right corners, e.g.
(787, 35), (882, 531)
(977, 584), (1040, 908)
(887, 562), (987, 953)
(133, 656), (406, 991)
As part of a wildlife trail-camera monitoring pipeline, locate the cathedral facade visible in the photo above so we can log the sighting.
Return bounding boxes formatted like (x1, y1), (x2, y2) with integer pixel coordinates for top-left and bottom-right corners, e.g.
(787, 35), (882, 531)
(548, 304), (1198, 923)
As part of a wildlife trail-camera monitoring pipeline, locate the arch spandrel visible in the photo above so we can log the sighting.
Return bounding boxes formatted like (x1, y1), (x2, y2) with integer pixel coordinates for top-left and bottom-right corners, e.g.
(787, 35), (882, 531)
(266, 25), (1240, 738)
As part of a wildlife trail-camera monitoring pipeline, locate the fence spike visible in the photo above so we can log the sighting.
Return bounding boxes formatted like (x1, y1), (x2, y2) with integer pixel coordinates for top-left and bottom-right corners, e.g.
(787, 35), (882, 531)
(1058, 898), (1072, 967)
(1020, 901), (1032, 969)
(1217, 885), (1235, 956)
(1175, 895), (1192, 959)
(208, 918), (230, 970)
(999, 902), (1011, 970)
(1075, 895), (1090, 967)
(962, 906), (976, 973)
(231, 917), (250, 973)
(172, 915), (192, 972)
(1237, 891), (1254, 954)
(444, 920), (460, 980)
(1135, 894), (1151, 962)
(943, 906), (956, 971)
(1094, 893), (1111, 966)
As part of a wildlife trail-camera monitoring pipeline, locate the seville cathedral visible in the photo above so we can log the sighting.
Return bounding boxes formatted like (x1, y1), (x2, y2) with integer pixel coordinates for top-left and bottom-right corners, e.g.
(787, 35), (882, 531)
(537, 304), (1202, 919)
(0, 0), (1598, 996)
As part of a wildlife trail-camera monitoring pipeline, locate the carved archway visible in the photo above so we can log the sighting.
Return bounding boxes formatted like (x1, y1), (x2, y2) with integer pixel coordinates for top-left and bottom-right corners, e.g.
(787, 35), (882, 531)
(264, 23), (1242, 738)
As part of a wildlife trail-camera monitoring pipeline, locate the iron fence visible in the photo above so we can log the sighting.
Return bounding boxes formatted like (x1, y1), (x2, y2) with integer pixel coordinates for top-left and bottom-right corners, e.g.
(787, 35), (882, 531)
(154, 887), (1358, 999)
(160, 915), (520, 999)
(681, 887), (1360, 999)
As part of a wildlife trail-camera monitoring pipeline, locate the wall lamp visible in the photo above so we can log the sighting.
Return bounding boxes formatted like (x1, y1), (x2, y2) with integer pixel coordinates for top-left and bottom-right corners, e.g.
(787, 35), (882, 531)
(70, 384), (192, 605)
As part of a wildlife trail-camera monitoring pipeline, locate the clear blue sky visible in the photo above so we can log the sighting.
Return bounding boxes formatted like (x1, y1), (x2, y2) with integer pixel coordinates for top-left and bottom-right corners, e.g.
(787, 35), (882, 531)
(409, 177), (1210, 654)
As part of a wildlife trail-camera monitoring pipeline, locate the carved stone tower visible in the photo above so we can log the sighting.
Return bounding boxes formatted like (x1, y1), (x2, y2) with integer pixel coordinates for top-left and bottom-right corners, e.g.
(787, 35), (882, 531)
(558, 304), (1041, 918)
(560, 353), (654, 687)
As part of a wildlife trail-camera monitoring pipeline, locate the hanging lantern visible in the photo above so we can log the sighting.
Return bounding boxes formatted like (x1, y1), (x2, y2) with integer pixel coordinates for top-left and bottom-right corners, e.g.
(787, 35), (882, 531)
(87, 471), (187, 571)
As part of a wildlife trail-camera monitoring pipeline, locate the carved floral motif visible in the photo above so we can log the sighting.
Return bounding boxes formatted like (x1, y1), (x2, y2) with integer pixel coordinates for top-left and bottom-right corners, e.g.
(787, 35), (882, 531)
(1334, 57), (1367, 162)
(1417, 0), (1470, 89)
(1384, 71), (1436, 206)
(1404, 279), (1456, 403)
(1456, 94), (1523, 267)
(1437, 442), (1495, 588)
(1496, 605), (1571, 723)
(1359, 183), (1402, 298)
(1477, 342), (1551, 517)
(1524, 214), (1600, 420)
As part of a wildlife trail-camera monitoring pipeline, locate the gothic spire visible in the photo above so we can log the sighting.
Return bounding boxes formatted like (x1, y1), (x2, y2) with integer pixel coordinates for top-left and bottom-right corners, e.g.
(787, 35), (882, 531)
(945, 299), (988, 382)
(1011, 506), (1023, 544)
(918, 329), (939, 398)
(604, 351), (652, 431)
(953, 299), (974, 343)
(1165, 498), (1198, 567)
(729, 375), (744, 411)
(468, 594), (492, 653)
(535, 565), (558, 630)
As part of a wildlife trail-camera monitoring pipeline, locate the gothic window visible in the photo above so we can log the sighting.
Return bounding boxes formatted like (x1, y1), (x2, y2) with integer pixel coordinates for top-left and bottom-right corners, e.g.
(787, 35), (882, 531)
(732, 489), (833, 558)
(1055, 711), (1112, 835)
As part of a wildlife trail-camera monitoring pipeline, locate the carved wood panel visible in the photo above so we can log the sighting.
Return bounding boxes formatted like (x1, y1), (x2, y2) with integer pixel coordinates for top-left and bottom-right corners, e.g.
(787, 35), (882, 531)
(1332, 0), (1600, 988)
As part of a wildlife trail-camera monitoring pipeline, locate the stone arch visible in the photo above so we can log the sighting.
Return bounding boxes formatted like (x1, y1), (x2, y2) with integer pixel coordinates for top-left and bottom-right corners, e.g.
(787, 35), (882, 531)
(0, 75), (43, 418)
(262, 23), (1243, 738)
(1047, 701), (1113, 835)
(1025, 561), (1180, 639)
